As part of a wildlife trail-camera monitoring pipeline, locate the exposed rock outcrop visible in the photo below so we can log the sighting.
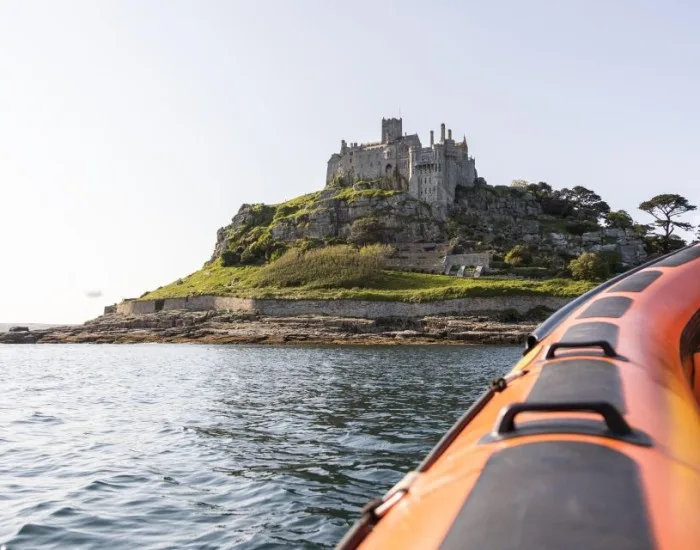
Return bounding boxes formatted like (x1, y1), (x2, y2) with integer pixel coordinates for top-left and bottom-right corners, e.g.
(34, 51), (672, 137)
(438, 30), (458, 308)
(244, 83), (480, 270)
(210, 186), (445, 264)
(210, 181), (648, 269)
(0, 311), (539, 346)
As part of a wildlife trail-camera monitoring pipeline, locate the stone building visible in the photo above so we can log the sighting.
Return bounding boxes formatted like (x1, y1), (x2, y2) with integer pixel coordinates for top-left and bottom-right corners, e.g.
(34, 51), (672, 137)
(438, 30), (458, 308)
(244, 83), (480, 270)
(326, 117), (477, 209)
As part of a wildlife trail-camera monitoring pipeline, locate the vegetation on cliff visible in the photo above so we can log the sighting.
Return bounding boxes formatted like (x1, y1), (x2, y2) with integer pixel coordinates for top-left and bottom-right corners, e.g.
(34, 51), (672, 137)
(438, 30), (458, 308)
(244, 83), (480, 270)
(134, 177), (696, 305)
(252, 244), (389, 289)
(142, 245), (595, 302)
(638, 194), (697, 253)
(218, 183), (414, 266)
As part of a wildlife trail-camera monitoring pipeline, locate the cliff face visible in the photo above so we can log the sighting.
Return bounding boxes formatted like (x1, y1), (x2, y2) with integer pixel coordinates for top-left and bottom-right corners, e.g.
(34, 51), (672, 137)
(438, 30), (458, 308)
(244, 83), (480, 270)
(0, 310), (546, 346)
(448, 185), (647, 265)
(210, 184), (446, 264)
(269, 193), (443, 243)
(209, 180), (647, 268)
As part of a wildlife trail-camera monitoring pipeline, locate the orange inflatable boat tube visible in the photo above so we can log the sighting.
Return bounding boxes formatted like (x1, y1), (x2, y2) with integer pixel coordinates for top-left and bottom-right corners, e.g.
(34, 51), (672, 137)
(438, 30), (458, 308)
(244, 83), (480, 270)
(337, 244), (700, 550)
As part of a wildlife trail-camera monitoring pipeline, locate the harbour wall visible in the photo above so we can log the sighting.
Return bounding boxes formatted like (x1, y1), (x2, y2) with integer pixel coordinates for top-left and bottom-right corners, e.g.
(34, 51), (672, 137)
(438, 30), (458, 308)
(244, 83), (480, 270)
(115, 295), (572, 319)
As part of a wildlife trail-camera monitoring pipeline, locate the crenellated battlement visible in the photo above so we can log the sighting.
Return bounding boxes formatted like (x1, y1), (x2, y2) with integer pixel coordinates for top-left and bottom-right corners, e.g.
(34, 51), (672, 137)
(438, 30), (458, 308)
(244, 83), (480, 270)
(326, 116), (477, 211)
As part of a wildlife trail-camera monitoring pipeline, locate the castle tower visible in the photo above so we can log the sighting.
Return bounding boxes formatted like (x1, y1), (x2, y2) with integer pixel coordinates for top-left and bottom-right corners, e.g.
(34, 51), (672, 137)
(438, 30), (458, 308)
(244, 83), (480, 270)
(381, 117), (403, 143)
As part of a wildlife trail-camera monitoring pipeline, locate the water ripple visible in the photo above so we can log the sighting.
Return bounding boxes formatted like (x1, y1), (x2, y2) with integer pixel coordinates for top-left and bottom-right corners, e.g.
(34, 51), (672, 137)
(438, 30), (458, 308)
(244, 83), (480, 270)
(0, 343), (520, 549)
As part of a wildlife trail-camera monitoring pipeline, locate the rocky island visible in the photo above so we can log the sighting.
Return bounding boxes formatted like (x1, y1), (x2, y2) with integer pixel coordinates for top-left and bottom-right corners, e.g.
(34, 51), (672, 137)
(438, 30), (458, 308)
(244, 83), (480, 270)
(3, 116), (659, 346)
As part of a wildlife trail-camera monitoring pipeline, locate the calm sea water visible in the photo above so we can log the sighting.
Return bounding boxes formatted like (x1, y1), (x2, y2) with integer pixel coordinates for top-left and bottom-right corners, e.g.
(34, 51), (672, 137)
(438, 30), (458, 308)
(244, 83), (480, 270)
(0, 344), (522, 549)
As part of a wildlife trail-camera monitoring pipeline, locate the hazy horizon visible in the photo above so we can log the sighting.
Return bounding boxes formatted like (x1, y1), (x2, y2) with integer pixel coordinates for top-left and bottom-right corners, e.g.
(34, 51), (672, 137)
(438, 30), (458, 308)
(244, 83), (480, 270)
(1, 0), (699, 324)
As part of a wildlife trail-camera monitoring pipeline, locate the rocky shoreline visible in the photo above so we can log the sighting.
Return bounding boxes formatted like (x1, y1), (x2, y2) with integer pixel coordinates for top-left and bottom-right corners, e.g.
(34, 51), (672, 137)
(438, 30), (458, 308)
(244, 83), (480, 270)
(0, 310), (537, 346)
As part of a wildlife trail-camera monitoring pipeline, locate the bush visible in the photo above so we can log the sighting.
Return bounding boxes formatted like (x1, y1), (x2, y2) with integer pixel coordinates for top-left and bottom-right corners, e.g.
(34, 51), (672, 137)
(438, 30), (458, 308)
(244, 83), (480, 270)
(599, 250), (623, 273)
(348, 217), (388, 246)
(605, 210), (634, 229)
(239, 232), (283, 264)
(327, 174), (347, 188)
(244, 204), (276, 228)
(221, 249), (241, 267)
(251, 244), (391, 289)
(504, 245), (532, 267)
(569, 252), (610, 280)
(275, 203), (300, 219)
(540, 197), (573, 217)
(565, 219), (600, 235)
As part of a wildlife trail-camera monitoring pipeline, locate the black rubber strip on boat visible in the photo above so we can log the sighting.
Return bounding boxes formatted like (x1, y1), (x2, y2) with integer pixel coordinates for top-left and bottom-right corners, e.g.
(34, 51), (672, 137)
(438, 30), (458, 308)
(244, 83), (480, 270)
(680, 308), (700, 389)
(654, 245), (700, 267)
(439, 441), (655, 550)
(559, 322), (620, 352)
(577, 296), (633, 319)
(526, 244), (698, 353)
(606, 270), (662, 293)
(526, 359), (625, 412)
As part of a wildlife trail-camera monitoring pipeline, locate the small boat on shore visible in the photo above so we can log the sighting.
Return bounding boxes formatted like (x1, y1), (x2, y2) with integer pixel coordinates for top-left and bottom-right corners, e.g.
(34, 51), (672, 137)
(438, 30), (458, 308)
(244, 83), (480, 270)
(337, 243), (700, 550)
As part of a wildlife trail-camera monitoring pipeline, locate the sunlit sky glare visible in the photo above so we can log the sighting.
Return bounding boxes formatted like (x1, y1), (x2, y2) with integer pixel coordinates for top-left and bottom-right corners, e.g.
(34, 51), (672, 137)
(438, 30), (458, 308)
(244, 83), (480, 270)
(1, 0), (698, 324)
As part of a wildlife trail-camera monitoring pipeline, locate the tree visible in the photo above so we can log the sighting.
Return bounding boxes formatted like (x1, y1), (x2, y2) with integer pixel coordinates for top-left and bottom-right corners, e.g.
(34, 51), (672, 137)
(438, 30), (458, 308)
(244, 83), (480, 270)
(504, 244), (532, 267)
(569, 252), (610, 280)
(638, 194), (697, 253)
(559, 186), (611, 221)
(511, 179), (529, 188)
(529, 182), (571, 216)
(526, 181), (553, 198)
(604, 210), (634, 230)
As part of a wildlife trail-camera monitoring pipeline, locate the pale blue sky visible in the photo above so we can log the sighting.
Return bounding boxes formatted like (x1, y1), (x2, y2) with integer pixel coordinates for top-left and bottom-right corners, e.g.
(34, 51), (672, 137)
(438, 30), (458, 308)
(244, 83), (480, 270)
(1, 0), (698, 323)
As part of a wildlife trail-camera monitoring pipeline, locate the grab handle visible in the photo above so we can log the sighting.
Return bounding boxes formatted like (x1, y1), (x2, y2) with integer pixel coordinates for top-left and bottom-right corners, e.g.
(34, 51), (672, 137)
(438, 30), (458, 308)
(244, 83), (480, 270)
(546, 340), (617, 359)
(496, 401), (632, 436)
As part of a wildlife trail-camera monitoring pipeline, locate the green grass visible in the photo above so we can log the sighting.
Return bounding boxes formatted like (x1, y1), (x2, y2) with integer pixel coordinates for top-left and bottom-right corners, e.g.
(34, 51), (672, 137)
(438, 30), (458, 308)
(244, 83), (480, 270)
(251, 245), (388, 289)
(271, 192), (322, 222)
(268, 185), (401, 224)
(223, 185), (411, 265)
(141, 259), (596, 303)
(329, 187), (401, 202)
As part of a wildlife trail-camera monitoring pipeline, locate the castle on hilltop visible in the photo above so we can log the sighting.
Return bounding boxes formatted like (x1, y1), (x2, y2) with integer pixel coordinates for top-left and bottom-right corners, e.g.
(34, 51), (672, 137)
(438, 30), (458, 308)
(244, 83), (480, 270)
(326, 117), (478, 207)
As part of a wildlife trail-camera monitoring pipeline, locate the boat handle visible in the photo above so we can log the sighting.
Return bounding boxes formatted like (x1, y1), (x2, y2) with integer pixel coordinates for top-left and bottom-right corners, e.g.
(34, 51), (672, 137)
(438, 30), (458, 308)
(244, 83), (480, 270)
(546, 340), (617, 359)
(496, 401), (632, 436)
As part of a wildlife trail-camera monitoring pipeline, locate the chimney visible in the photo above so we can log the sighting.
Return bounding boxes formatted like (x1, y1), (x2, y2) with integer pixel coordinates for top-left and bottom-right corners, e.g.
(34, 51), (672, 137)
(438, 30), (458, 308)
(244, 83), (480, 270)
(448, 129), (452, 141)
(440, 123), (446, 142)
(430, 130), (434, 147)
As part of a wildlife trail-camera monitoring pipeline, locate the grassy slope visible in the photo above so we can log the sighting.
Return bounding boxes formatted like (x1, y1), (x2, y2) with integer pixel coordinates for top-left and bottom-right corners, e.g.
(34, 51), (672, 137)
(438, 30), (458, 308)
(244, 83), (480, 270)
(141, 260), (596, 302)
(140, 186), (600, 303)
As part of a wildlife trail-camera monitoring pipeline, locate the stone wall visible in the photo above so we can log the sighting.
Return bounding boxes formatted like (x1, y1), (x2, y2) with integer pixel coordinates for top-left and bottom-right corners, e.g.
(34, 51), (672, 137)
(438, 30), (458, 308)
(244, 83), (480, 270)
(116, 296), (255, 315)
(116, 294), (571, 319)
(386, 242), (450, 273)
(443, 252), (492, 273)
